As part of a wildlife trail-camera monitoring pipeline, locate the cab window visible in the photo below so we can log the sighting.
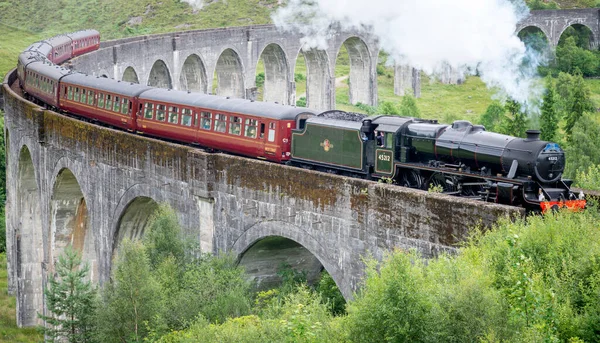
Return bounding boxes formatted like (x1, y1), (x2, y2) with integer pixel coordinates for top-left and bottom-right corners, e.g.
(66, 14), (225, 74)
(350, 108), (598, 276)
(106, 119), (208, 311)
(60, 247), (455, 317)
(385, 133), (393, 149)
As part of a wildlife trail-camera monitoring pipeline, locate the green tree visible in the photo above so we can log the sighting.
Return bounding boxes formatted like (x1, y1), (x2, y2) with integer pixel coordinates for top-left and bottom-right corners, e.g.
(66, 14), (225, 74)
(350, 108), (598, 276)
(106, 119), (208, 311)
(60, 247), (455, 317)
(564, 114), (600, 179)
(377, 101), (400, 115)
(143, 205), (189, 271)
(38, 246), (96, 343)
(399, 94), (420, 118)
(564, 72), (594, 140)
(95, 240), (161, 343)
(503, 99), (528, 138)
(539, 78), (559, 142)
(479, 101), (505, 132)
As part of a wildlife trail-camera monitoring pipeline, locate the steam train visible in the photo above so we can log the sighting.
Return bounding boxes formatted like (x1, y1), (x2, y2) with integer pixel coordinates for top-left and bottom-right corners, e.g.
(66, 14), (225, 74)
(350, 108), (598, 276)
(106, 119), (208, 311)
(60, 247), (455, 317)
(15, 30), (586, 212)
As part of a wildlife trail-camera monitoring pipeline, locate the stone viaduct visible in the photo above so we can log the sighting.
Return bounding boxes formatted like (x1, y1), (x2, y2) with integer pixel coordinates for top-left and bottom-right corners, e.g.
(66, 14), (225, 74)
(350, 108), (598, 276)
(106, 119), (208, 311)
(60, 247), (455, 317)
(2, 8), (598, 328)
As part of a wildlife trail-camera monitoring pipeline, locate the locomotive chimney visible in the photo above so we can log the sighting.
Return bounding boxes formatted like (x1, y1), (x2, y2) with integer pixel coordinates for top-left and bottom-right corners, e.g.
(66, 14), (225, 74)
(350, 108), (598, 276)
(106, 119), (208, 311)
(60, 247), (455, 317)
(526, 130), (541, 141)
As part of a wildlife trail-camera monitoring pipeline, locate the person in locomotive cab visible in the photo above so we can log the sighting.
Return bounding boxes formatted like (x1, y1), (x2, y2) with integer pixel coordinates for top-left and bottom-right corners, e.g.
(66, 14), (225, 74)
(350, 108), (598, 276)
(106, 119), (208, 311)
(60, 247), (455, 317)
(376, 131), (384, 146)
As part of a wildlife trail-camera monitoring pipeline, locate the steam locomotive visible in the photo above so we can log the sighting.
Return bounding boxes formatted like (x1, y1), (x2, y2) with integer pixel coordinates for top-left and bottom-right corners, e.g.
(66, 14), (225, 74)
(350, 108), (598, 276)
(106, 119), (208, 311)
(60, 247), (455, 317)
(14, 30), (586, 212)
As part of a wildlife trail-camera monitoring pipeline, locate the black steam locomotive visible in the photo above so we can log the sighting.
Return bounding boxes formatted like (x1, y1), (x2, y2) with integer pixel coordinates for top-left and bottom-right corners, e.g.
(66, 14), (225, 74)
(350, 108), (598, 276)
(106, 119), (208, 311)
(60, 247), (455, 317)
(290, 112), (586, 212)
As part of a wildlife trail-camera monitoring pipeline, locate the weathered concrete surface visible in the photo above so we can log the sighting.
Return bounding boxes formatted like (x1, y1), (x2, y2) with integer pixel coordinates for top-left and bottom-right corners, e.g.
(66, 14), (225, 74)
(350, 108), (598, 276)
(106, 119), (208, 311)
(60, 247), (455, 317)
(3, 69), (523, 326)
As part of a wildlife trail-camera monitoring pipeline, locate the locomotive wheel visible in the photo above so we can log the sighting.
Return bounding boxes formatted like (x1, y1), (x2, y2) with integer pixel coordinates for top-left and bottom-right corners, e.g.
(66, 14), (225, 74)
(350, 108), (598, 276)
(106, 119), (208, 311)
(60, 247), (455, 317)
(401, 170), (424, 189)
(426, 172), (457, 193)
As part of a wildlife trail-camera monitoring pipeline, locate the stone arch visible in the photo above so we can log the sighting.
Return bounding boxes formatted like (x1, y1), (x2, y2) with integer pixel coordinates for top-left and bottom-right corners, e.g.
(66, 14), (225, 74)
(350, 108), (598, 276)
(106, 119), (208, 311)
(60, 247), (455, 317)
(148, 59), (173, 89)
(336, 37), (372, 106)
(231, 220), (348, 299)
(558, 23), (597, 50)
(16, 145), (43, 326)
(298, 48), (332, 111)
(517, 26), (551, 52)
(122, 66), (139, 84)
(112, 196), (160, 258)
(213, 48), (245, 98)
(179, 54), (208, 93)
(49, 168), (96, 281)
(257, 43), (289, 104)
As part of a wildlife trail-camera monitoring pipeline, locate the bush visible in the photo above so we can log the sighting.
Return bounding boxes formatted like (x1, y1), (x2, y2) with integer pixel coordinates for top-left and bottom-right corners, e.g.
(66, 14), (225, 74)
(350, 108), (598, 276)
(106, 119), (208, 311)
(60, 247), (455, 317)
(296, 96), (306, 107)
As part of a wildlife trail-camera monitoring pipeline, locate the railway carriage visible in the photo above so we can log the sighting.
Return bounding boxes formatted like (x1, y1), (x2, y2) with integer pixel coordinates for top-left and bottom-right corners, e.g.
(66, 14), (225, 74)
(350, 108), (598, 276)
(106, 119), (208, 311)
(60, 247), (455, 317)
(45, 35), (73, 64)
(136, 89), (316, 162)
(69, 30), (100, 57)
(59, 74), (152, 130)
(22, 61), (71, 108)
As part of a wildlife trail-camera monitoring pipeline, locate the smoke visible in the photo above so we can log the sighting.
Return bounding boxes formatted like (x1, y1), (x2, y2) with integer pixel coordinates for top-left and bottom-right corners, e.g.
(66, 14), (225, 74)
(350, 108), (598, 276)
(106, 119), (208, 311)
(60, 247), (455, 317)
(273, 0), (546, 111)
(181, 0), (204, 10)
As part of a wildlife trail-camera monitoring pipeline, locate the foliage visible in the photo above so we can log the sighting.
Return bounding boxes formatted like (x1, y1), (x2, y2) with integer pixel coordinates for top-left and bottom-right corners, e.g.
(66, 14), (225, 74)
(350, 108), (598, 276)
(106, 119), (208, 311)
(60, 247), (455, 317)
(296, 96), (307, 108)
(540, 77), (559, 142)
(38, 246), (96, 343)
(428, 183), (444, 193)
(255, 72), (265, 89)
(575, 164), (600, 191)
(377, 101), (401, 115)
(294, 73), (306, 82)
(526, 0), (561, 9)
(556, 36), (600, 78)
(159, 286), (346, 343)
(501, 99), (529, 138)
(399, 94), (421, 118)
(315, 271), (346, 316)
(479, 101), (506, 132)
(563, 72), (594, 140)
(564, 114), (600, 179)
(346, 207), (600, 343)
(143, 205), (189, 271)
(94, 240), (161, 343)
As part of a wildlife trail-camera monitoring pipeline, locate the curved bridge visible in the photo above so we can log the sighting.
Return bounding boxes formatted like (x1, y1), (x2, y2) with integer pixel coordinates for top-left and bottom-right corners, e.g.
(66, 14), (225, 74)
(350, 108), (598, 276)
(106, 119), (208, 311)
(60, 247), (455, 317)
(6, 8), (597, 325)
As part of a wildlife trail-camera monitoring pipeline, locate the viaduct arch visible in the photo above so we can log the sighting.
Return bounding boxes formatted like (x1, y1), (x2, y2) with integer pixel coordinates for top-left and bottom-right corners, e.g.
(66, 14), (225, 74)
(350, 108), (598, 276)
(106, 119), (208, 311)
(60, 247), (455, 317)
(6, 10), (598, 325)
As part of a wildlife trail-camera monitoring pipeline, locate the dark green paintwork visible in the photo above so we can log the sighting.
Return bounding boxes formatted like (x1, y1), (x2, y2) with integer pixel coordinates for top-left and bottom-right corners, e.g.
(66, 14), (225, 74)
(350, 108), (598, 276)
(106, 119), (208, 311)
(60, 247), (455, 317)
(375, 149), (393, 175)
(292, 124), (365, 170)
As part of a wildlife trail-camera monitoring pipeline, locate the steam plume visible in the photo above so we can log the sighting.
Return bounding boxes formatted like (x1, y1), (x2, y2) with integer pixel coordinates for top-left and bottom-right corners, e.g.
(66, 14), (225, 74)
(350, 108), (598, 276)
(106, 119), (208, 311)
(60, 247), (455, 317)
(273, 0), (545, 110)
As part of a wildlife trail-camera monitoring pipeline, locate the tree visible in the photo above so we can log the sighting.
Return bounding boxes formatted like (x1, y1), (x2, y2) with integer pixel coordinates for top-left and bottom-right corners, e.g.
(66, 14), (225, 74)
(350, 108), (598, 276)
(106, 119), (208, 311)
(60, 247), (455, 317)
(479, 101), (505, 132)
(564, 114), (600, 180)
(539, 78), (559, 142)
(502, 99), (528, 138)
(399, 95), (420, 118)
(38, 245), (96, 343)
(95, 240), (161, 343)
(564, 72), (594, 140)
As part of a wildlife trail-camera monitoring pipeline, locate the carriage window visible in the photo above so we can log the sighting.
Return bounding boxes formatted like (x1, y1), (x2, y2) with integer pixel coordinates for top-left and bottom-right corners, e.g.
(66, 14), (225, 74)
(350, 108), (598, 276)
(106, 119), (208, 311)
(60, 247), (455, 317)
(144, 103), (154, 119)
(106, 94), (112, 110)
(229, 116), (241, 135)
(87, 90), (94, 105)
(98, 93), (105, 108)
(121, 98), (129, 114)
(214, 114), (226, 133)
(67, 86), (73, 100)
(181, 109), (192, 126)
(201, 112), (212, 130)
(168, 106), (179, 124)
(156, 104), (166, 121)
(113, 96), (120, 112)
(268, 122), (276, 142)
(244, 119), (258, 138)
(80, 88), (86, 103)
(74, 88), (80, 102)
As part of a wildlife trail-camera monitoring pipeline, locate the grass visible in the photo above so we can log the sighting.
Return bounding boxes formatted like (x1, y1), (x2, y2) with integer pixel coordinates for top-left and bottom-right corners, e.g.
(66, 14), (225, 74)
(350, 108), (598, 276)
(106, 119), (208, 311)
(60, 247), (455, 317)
(0, 24), (45, 81)
(0, 254), (42, 342)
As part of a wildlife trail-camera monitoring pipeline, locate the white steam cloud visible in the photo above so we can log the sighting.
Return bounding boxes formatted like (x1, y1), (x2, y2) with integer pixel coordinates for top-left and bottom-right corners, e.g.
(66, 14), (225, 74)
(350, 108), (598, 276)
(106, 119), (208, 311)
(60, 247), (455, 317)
(273, 0), (545, 110)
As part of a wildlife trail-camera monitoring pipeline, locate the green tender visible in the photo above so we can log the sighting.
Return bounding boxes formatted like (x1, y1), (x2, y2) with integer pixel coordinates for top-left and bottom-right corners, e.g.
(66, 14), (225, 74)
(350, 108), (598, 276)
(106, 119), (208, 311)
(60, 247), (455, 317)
(292, 123), (365, 170)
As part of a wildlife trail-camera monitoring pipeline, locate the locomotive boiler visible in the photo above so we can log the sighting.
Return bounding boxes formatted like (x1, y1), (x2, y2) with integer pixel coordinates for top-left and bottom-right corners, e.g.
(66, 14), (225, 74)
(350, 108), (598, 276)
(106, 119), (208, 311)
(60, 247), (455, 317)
(290, 112), (585, 212)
